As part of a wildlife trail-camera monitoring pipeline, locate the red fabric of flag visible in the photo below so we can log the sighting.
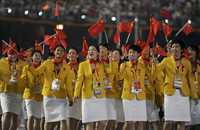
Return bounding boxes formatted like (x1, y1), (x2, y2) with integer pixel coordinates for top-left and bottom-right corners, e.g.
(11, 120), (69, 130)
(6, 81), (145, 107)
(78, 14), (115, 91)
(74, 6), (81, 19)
(81, 37), (89, 57)
(88, 19), (105, 38)
(113, 31), (120, 44)
(117, 21), (134, 33)
(183, 23), (193, 35)
(162, 23), (173, 37)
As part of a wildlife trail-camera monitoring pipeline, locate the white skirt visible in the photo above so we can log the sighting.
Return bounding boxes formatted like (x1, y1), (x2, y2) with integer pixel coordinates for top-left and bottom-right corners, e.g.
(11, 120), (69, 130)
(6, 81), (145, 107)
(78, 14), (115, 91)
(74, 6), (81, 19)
(115, 99), (125, 122)
(146, 100), (159, 122)
(0, 92), (22, 115)
(43, 96), (68, 122)
(67, 99), (82, 120)
(164, 89), (191, 122)
(25, 99), (44, 119)
(105, 98), (117, 120)
(189, 99), (200, 125)
(22, 100), (28, 120)
(123, 99), (147, 121)
(82, 97), (108, 123)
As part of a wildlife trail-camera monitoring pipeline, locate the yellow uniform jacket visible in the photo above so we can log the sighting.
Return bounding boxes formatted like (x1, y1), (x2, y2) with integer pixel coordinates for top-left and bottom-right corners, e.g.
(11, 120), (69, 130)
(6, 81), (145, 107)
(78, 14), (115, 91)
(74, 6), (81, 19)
(0, 58), (26, 94)
(158, 56), (197, 97)
(74, 60), (106, 99)
(36, 59), (73, 100)
(21, 65), (43, 101)
(120, 57), (155, 100)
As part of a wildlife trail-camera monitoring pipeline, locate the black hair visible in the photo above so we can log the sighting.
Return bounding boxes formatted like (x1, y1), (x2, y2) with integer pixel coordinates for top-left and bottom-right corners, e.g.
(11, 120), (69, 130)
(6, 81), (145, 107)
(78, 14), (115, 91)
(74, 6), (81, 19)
(128, 44), (142, 53)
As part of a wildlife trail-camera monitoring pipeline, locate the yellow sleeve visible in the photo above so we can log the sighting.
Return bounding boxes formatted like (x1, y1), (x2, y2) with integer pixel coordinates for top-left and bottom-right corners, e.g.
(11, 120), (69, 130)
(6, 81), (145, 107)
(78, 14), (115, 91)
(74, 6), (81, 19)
(65, 66), (74, 101)
(35, 60), (48, 75)
(119, 62), (127, 80)
(74, 63), (84, 98)
(187, 60), (198, 99)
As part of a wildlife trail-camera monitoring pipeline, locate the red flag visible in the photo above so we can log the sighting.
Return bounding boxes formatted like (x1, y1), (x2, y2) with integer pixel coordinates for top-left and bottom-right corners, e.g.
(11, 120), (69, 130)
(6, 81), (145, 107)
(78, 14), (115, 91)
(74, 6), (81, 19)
(162, 23), (172, 37)
(81, 37), (89, 57)
(147, 26), (154, 45)
(54, 1), (60, 17)
(44, 35), (57, 51)
(117, 21), (134, 33)
(183, 23), (192, 35)
(113, 31), (120, 44)
(88, 19), (105, 38)
(151, 17), (161, 35)
(147, 17), (161, 45)
(55, 30), (68, 49)
(160, 8), (172, 19)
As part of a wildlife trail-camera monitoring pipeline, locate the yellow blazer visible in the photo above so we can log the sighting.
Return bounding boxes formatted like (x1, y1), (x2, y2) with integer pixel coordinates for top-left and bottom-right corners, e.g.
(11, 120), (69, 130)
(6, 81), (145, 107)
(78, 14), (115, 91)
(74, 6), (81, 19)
(74, 60), (106, 99)
(105, 61), (122, 99)
(120, 57), (155, 100)
(158, 56), (196, 97)
(36, 59), (73, 100)
(21, 65), (43, 101)
(0, 58), (26, 94)
(68, 64), (79, 97)
(190, 64), (200, 99)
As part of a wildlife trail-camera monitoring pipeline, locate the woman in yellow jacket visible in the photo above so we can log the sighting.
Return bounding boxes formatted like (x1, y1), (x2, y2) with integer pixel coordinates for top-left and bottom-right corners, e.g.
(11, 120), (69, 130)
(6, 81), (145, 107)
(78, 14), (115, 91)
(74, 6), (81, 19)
(109, 49), (125, 130)
(186, 45), (200, 128)
(121, 44), (152, 130)
(21, 50), (44, 130)
(36, 45), (73, 130)
(66, 48), (81, 130)
(158, 41), (197, 130)
(74, 45), (107, 130)
(0, 49), (26, 130)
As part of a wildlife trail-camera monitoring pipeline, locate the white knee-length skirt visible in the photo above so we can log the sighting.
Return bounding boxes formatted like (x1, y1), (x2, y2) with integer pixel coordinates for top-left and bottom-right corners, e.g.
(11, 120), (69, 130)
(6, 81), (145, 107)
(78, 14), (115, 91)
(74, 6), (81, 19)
(105, 98), (117, 120)
(25, 99), (44, 119)
(146, 100), (160, 122)
(82, 97), (109, 123)
(0, 92), (22, 115)
(123, 99), (147, 121)
(189, 99), (200, 125)
(115, 99), (125, 122)
(67, 99), (82, 120)
(164, 90), (191, 122)
(43, 96), (68, 122)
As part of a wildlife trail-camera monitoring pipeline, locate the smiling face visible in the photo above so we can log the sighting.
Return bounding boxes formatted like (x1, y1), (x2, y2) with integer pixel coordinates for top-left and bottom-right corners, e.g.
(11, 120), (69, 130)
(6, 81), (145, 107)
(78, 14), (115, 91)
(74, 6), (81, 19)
(88, 46), (98, 60)
(8, 53), (17, 63)
(99, 45), (108, 60)
(128, 49), (139, 61)
(112, 50), (120, 62)
(67, 49), (78, 62)
(54, 46), (65, 59)
(32, 52), (42, 64)
(171, 43), (182, 60)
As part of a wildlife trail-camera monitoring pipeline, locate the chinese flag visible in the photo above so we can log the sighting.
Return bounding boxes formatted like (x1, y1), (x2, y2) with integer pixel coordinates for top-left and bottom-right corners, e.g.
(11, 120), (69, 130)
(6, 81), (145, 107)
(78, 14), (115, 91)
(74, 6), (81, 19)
(151, 17), (161, 36)
(162, 23), (172, 37)
(113, 31), (120, 44)
(44, 35), (57, 51)
(88, 19), (105, 38)
(183, 23), (192, 35)
(117, 21), (134, 33)
(147, 26), (154, 45)
(55, 30), (68, 49)
(81, 37), (89, 57)
(54, 1), (60, 17)
(147, 17), (161, 45)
